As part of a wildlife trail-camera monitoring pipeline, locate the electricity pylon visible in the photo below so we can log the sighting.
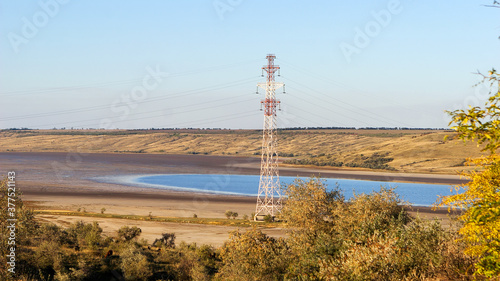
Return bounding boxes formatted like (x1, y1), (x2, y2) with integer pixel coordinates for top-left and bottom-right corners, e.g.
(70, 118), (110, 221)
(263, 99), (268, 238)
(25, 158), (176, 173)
(255, 54), (285, 220)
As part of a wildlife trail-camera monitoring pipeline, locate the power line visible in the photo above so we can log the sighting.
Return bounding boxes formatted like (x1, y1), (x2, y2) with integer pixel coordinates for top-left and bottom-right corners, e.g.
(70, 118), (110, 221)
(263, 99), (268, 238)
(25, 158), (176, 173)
(282, 76), (410, 127)
(0, 58), (262, 97)
(277, 58), (431, 123)
(1, 77), (259, 122)
(285, 89), (371, 126)
(284, 104), (349, 127)
(31, 95), (255, 128)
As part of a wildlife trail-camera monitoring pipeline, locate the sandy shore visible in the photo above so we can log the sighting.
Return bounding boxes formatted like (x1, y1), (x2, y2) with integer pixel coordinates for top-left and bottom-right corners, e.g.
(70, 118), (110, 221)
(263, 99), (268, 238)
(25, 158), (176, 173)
(0, 152), (463, 246)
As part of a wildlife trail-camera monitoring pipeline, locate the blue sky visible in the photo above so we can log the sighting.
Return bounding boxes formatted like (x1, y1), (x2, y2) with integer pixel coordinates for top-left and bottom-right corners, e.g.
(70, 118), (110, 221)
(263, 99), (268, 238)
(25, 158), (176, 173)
(1, 0), (498, 129)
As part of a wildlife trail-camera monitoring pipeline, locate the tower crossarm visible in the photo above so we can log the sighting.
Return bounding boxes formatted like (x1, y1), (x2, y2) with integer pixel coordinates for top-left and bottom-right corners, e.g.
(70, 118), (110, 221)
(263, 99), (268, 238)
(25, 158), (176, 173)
(257, 82), (284, 90)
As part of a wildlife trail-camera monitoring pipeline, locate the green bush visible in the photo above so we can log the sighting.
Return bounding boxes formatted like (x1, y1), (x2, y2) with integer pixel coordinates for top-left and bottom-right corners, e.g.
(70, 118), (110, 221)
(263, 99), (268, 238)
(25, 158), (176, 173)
(279, 177), (472, 280)
(263, 214), (273, 223)
(34, 240), (62, 272)
(66, 221), (103, 250)
(117, 226), (142, 242)
(37, 223), (65, 244)
(217, 228), (288, 280)
(119, 243), (152, 281)
(152, 232), (176, 249)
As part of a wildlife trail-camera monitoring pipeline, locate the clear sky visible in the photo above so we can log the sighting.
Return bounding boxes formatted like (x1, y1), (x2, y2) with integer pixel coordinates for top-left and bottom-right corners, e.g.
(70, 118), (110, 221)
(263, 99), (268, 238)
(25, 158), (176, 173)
(1, 1), (498, 129)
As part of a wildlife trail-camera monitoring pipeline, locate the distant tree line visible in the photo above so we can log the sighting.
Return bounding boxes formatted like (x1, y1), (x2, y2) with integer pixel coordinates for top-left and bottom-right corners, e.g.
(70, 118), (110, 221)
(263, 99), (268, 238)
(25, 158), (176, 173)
(279, 126), (451, 131)
(3, 127), (451, 132)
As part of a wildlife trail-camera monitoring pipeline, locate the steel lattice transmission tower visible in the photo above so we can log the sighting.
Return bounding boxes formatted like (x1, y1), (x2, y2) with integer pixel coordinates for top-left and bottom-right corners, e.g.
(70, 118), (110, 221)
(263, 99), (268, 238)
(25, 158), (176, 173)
(255, 54), (285, 220)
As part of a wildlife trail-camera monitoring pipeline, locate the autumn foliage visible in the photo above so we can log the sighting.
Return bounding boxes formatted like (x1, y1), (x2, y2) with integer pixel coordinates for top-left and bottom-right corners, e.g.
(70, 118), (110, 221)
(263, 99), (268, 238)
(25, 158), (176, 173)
(1, 176), (481, 280)
(441, 69), (500, 278)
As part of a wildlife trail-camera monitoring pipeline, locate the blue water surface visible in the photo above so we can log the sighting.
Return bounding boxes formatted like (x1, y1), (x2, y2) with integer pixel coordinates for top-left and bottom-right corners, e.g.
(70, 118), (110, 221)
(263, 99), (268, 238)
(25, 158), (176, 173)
(134, 174), (457, 207)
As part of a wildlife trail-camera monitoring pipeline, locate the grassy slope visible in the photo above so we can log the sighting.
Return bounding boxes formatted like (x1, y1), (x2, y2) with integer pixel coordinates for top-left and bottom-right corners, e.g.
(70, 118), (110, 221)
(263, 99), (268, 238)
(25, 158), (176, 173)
(0, 129), (484, 174)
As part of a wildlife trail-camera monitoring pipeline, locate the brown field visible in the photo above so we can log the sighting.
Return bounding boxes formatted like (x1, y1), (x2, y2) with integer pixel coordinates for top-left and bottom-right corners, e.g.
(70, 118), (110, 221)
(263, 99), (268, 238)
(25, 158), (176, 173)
(0, 128), (474, 246)
(0, 128), (483, 174)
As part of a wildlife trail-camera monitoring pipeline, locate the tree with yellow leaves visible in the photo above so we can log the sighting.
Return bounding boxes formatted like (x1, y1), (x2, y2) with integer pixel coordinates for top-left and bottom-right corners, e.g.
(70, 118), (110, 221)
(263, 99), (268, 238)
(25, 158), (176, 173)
(441, 69), (500, 277)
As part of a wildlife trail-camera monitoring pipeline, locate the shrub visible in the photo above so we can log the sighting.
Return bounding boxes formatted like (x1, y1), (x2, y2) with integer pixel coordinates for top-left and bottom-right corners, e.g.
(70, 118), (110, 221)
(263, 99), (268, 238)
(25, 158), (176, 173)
(279, 177), (470, 280)
(66, 221), (103, 250)
(217, 229), (289, 280)
(174, 242), (220, 280)
(263, 214), (273, 223)
(37, 223), (64, 244)
(153, 233), (176, 249)
(119, 243), (152, 281)
(34, 240), (62, 271)
(117, 226), (142, 242)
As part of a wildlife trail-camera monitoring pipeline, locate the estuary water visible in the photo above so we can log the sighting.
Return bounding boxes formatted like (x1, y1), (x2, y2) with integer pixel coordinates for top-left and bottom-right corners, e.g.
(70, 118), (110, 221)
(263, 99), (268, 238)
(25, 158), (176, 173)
(106, 174), (459, 207)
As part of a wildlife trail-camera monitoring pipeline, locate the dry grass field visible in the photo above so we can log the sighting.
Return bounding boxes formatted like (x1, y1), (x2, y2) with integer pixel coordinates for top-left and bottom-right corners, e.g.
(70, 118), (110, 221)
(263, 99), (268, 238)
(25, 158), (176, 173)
(0, 128), (484, 174)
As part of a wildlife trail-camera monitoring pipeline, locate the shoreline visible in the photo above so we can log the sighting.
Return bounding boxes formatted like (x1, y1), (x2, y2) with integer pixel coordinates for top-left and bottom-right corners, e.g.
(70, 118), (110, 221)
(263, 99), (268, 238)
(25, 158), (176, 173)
(0, 151), (464, 209)
(95, 173), (457, 207)
(0, 152), (463, 245)
(0, 152), (464, 246)
(1, 151), (466, 183)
